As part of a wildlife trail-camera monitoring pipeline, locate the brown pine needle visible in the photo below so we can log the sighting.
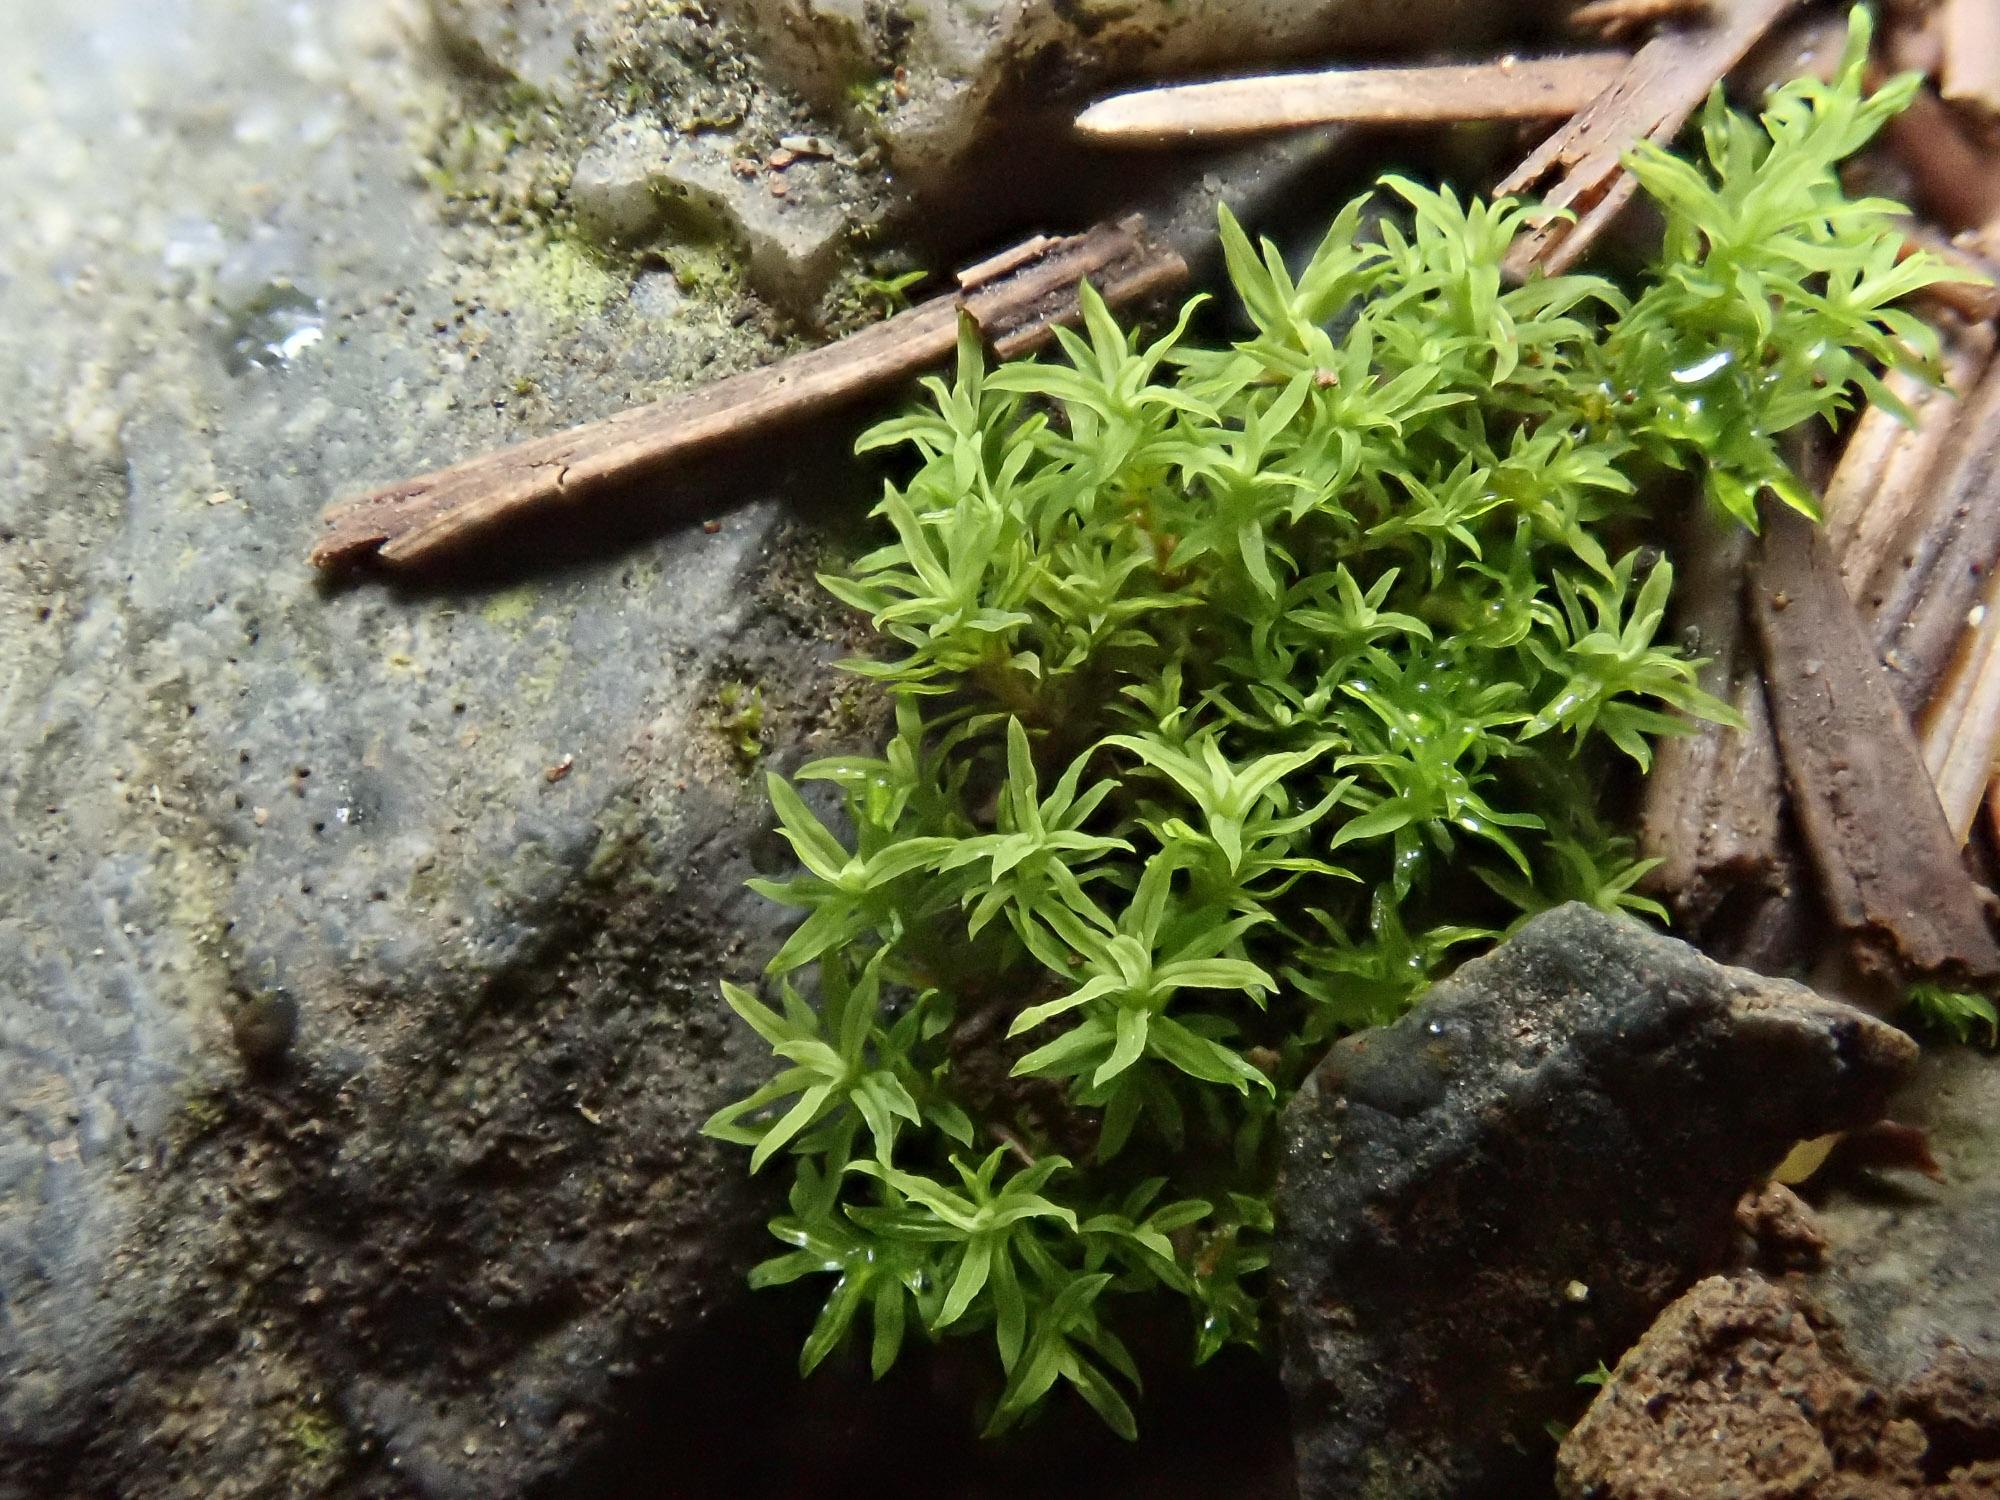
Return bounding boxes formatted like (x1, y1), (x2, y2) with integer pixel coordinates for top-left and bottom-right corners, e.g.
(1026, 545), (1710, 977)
(1072, 53), (1631, 146)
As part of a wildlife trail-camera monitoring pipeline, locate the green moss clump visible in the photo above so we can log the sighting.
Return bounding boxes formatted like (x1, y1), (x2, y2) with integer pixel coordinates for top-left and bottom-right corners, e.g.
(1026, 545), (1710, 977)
(706, 12), (1975, 1440)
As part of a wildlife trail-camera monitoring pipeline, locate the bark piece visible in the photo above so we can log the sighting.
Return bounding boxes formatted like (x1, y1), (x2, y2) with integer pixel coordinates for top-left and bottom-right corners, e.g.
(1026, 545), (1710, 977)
(1750, 503), (2000, 987)
(1823, 330), (1995, 594)
(311, 216), (1187, 571)
(1903, 228), (2000, 324)
(1920, 563), (2000, 844)
(1277, 904), (1915, 1500)
(1072, 52), (1631, 145)
(1495, 0), (1802, 278)
(1852, 352), (2000, 719)
(1882, 80), (2000, 234)
(1636, 506), (1812, 970)
(1570, 0), (1714, 45)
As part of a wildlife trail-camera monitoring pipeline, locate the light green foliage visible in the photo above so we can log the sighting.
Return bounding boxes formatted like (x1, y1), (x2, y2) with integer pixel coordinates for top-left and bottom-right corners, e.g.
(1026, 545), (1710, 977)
(1614, 20), (1960, 525)
(286, 1408), (342, 1466)
(707, 13), (1963, 1437)
(716, 681), (766, 766)
(1906, 983), (2000, 1046)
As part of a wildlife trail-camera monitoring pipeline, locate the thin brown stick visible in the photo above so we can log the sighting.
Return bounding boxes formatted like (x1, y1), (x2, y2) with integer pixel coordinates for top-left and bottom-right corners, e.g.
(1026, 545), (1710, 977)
(1072, 53), (1631, 146)
(1636, 502), (1812, 972)
(1902, 226), (2000, 323)
(311, 216), (1187, 571)
(1496, 0), (1802, 278)
(1571, 0), (1713, 44)
(1820, 365), (1937, 561)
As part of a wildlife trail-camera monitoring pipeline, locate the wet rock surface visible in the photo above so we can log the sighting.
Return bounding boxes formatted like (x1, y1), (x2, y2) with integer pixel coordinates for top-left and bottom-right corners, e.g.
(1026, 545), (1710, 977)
(0, 1), (874, 1494)
(1273, 903), (1918, 1500)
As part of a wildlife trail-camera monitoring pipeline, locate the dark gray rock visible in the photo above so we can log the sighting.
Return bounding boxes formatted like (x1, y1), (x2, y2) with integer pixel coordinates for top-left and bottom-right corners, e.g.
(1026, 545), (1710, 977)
(1274, 904), (1918, 1500)
(0, 3), (868, 1496)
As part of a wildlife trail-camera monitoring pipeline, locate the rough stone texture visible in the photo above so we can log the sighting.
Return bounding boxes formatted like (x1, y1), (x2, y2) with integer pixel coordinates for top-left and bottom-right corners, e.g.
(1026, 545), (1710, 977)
(1274, 904), (1918, 1500)
(1808, 1047), (2000, 1392)
(0, 2), (878, 1495)
(419, 0), (895, 321)
(1557, 1274), (2000, 1499)
(1551, 1007), (2000, 1498)
(725, 0), (1505, 195)
(567, 122), (852, 312)
(418, 0), (1510, 315)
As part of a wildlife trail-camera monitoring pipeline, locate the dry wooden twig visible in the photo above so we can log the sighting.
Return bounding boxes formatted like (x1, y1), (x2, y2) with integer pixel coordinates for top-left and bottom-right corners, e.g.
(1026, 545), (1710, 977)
(1495, 0), (1802, 278)
(1882, 79), (2000, 234)
(1072, 53), (1631, 146)
(1751, 503), (2000, 988)
(311, 216), (1187, 571)
(1852, 353), (2000, 718)
(1821, 325), (2000, 846)
(1901, 230), (2000, 324)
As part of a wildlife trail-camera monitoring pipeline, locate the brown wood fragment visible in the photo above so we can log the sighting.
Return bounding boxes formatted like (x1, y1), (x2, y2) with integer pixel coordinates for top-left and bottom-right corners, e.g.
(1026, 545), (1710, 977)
(1940, 0), (2000, 118)
(1918, 563), (2000, 843)
(1820, 367), (1934, 566)
(1903, 230), (2000, 324)
(1495, 0), (1802, 278)
(310, 216), (1187, 571)
(1825, 326), (1996, 594)
(1071, 53), (1632, 146)
(1853, 352), (2000, 718)
(1751, 502), (2000, 989)
(1637, 503), (1812, 971)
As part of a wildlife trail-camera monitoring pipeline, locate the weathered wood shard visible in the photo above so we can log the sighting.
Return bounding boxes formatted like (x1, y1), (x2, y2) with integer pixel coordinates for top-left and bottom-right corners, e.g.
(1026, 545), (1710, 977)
(1821, 333), (1995, 592)
(1882, 80), (2000, 235)
(1920, 561), (2000, 844)
(1849, 352), (2000, 719)
(1646, 325), (2000, 978)
(1073, 53), (1631, 145)
(311, 216), (1187, 571)
(1750, 503), (2000, 989)
(1496, 0), (1802, 278)
(1636, 506), (1811, 971)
